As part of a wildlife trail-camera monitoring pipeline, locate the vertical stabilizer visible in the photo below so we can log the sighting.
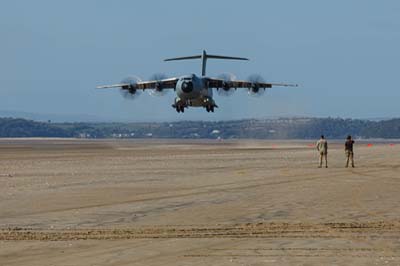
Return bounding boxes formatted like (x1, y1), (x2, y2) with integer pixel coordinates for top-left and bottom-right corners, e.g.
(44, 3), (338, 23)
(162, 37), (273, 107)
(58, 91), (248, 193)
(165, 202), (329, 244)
(201, 50), (207, 76)
(164, 50), (249, 76)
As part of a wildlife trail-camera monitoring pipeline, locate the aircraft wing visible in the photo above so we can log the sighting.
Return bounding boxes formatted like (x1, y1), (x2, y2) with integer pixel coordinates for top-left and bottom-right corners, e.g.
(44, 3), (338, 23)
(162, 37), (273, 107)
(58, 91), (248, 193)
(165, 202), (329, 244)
(97, 77), (179, 90)
(206, 78), (298, 89)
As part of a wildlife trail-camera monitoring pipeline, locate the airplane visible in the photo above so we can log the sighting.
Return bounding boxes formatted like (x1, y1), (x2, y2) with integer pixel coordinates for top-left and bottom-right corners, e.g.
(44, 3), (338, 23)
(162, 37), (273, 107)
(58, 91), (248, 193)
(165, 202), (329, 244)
(97, 50), (297, 113)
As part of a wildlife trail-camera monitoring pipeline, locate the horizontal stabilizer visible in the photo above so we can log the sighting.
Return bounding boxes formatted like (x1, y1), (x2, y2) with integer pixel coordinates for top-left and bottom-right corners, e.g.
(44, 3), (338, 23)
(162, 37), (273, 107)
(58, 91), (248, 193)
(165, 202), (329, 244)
(206, 54), (249, 61)
(164, 55), (201, 61)
(164, 50), (249, 76)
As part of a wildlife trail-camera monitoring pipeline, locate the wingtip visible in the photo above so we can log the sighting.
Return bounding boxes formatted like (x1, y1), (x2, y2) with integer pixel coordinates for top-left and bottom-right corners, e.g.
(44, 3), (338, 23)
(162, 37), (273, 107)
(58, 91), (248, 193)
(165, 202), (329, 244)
(96, 85), (111, 89)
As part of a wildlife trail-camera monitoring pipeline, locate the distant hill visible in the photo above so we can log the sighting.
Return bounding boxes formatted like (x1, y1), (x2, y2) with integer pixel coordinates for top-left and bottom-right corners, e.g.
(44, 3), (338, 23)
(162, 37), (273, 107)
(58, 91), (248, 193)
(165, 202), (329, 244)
(0, 110), (108, 123)
(1, 117), (400, 139)
(0, 118), (72, 137)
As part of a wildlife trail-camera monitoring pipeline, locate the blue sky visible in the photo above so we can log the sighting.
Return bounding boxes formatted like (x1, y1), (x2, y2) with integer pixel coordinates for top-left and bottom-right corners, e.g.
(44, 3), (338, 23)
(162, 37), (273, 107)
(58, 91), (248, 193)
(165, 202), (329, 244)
(1, 0), (399, 121)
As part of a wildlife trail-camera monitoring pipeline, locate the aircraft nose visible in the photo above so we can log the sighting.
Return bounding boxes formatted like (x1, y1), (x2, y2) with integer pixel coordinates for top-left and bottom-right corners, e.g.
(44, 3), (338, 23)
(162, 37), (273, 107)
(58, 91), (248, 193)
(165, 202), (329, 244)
(181, 81), (193, 93)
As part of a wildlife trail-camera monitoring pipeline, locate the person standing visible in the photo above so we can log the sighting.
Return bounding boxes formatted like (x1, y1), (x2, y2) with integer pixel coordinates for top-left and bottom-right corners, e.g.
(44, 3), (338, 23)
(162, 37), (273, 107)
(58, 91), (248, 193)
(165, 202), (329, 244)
(316, 135), (328, 168)
(345, 135), (355, 168)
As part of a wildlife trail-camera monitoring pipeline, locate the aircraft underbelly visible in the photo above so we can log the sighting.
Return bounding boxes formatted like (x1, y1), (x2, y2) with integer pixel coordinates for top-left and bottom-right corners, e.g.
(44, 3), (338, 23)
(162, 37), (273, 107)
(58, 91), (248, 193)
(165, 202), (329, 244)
(188, 98), (204, 107)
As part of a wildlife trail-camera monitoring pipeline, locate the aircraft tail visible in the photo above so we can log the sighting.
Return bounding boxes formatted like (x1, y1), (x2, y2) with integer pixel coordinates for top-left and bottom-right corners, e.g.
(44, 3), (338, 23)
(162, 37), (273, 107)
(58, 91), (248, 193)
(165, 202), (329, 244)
(164, 50), (248, 76)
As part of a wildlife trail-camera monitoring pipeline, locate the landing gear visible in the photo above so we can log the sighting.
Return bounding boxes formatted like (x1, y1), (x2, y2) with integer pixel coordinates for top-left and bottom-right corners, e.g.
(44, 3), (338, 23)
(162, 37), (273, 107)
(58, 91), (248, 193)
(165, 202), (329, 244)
(175, 105), (185, 113)
(203, 97), (217, 113)
(173, 97), (187, 113)
(205, 105), (214, 113)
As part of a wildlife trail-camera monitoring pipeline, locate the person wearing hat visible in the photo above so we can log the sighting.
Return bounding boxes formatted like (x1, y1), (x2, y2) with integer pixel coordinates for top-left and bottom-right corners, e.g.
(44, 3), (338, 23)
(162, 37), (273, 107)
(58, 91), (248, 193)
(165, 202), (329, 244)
(345, 135), (355, 168)
(316, 135), (328, 168)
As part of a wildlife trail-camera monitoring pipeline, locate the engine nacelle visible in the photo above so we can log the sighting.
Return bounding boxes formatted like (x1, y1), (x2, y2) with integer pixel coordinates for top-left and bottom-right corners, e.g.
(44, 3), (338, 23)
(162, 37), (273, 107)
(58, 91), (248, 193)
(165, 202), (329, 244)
(222, 81), (232, 91)
(248, 84), (265, 96)
(128, 86), (138, 95)
(119, 76), (142, 100)
(155, 82), (163, 92)
(250, 85), (260, 94)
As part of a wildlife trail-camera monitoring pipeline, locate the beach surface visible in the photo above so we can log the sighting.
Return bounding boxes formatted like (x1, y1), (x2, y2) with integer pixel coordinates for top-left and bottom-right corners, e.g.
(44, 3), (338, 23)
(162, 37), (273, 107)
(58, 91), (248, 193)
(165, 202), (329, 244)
(1, 139), (399, 265)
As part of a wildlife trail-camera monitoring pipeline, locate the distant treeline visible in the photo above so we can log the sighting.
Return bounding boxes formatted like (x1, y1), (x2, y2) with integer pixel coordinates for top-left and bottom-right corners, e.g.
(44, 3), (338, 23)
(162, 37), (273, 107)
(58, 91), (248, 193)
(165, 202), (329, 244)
(1, 117), (400, 139)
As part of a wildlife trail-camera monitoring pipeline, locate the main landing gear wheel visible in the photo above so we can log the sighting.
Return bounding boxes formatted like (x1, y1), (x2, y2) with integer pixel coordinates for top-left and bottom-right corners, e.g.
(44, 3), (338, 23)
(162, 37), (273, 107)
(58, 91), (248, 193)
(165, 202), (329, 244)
(176, 106), (185, 113)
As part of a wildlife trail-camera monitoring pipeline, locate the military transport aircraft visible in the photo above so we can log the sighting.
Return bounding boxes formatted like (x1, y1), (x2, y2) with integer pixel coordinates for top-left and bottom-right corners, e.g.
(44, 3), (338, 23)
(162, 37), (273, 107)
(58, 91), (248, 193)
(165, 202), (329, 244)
(97, 50), (297, 113)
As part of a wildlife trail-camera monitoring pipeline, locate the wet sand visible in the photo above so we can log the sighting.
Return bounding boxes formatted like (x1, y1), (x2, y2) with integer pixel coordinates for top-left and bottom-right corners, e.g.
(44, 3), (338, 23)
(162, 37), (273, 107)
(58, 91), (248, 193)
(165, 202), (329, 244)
(0, 139), (399, 265)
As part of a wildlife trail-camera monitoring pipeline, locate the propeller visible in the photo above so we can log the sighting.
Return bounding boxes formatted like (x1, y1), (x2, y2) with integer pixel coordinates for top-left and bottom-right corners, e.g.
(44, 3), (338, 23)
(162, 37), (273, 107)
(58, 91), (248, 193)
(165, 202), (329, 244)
(247, 74), (265, 96)
(217, 72), (236, 96)
(148, 73), (169, 96)
(120, 76), (142, 100)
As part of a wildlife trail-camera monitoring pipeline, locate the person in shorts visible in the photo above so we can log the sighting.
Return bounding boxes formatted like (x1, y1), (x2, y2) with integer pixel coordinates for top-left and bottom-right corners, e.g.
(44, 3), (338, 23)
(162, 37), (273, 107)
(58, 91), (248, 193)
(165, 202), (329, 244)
(316, 135), (328, 168)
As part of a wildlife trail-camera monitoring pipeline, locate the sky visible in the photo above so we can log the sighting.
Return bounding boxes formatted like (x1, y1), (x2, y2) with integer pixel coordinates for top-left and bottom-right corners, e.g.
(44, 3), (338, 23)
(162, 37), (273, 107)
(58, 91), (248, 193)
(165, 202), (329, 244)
(1, 0), (399, 122)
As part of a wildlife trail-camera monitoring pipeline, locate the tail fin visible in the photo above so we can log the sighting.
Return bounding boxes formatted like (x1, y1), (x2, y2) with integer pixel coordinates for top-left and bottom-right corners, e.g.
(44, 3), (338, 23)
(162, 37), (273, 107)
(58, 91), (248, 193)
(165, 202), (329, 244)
(164, 50), (249, 76)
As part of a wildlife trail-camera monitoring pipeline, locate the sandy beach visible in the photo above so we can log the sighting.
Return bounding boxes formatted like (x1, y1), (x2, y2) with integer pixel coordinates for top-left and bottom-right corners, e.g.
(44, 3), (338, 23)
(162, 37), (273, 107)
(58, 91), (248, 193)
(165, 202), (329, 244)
(1, 139), (399, 265)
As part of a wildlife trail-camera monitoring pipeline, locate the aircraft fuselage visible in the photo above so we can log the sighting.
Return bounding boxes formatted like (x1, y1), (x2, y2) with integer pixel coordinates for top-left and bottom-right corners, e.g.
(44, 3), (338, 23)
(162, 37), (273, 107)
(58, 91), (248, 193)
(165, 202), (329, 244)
(173, 74), (216, 112)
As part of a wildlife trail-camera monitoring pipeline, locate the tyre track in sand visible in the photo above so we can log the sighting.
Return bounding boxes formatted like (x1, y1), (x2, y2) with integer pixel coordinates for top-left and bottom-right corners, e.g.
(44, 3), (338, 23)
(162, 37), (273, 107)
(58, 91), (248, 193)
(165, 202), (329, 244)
(2, 170), (342, 219)
(2, 221), (400, 241)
